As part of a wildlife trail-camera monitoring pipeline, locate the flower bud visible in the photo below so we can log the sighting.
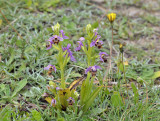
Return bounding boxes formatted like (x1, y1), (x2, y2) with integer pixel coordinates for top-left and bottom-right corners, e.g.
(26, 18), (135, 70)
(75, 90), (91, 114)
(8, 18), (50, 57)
(119, 43), (124, 53)
(107, 13), (116, 23)
(53, 23), (60, 35)
(86, 24), (92, 34)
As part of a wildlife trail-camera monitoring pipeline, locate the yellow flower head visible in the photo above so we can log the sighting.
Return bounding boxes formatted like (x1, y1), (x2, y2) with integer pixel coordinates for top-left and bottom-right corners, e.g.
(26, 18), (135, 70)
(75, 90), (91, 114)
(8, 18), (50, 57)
(119, 43), (123, 49)
(107, 13), (116, 23)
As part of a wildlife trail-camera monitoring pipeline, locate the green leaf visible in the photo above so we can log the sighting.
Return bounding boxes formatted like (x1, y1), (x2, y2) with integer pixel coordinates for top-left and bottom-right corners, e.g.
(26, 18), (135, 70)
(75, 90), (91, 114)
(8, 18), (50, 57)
(82, 86), (102, 112)
(63, 52), (69, 68)
(12, 79), (27, 97)
(18, 62), (26, 72)
(24, 0), (32, 7)
(7, 50), (15, 66)
(88, 108), (105, 116)
(142, 69), (154, 78)
(80, 74), (91, 105)
(16, 40), (23, 47)
(31, 110), (43, 121)
(70, 72), (82, 78)
(67, 22), (76, 30)
(65, 67), (74, 82)
(0, 84), (5, 92)
(80, 80), (86, 105)
(118, 61), (126, 72)
(57, 117), (65, 121)
(131, 82), (139, 104)
(0, 106), (12, 121)
(111, 91), (123, 107)
(92, 21), (99, 28)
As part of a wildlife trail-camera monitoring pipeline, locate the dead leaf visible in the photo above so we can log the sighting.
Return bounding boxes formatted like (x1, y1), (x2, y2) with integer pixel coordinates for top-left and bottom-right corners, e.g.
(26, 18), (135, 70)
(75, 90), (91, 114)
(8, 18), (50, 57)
(152, 71), (160, 79)
(0, 19), (2, 27)
(124, 61), (129, 66)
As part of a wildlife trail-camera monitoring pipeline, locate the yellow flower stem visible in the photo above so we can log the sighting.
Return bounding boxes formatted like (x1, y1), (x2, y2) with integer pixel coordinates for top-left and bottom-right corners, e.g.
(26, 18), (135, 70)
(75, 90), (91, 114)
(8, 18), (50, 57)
(110, 24), (114, 79)
(103, 24), (113, 82)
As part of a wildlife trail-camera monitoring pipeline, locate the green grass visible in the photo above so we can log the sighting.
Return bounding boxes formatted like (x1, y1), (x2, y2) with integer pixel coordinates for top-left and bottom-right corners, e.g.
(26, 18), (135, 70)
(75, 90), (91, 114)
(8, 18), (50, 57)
(0, 0), (160, 120)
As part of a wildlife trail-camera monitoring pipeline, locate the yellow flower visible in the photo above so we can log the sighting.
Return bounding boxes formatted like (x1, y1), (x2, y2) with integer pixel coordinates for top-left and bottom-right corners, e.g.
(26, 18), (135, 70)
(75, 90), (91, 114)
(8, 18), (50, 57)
(107, 13), (116, 23)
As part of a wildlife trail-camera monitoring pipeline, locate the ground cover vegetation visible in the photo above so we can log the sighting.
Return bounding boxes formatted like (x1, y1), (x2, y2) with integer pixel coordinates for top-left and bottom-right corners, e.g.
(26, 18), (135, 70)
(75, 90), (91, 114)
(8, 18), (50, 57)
(0, 0), (160, 120)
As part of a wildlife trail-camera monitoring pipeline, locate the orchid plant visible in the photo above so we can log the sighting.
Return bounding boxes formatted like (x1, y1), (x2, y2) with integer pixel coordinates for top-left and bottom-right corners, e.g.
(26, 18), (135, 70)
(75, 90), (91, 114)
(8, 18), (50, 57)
(74, 24), (109, 111)
(43, 23), (109, 112)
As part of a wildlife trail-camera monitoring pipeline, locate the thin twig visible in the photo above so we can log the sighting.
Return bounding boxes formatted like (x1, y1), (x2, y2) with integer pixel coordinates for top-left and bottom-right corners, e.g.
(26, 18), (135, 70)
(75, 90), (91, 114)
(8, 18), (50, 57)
(0, 16), (20, 33)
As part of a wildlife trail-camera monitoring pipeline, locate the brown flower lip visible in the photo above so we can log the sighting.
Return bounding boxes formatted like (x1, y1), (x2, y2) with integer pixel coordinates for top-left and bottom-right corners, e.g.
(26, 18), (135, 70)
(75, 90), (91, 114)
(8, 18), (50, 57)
(95, 41), (103, 49)
(102, 55), (108, 62)
(52, 37), (60, 44)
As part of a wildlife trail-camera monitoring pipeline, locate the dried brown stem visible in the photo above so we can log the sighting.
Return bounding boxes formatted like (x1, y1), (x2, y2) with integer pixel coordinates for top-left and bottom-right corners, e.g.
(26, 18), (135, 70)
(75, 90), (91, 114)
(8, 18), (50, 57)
(0, 9), (23, 40)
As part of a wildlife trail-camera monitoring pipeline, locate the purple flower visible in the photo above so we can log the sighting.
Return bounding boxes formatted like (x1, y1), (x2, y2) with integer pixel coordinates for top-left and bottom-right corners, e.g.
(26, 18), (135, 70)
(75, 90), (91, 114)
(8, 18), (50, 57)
(70, 55), (76, 62)
(51, 98), (56, 106)
(93, 28), (99, 36)
(62, 44), (71, 51)
(79, 37), (85, 41)
(46, 41), (52, 50)
(42, 93), (50, 97)
(99, 52), (108, 62)
(67, 97), (75, 105)
(85, 65), (101, 76)
(75, 41), (83, 51)
(90, 35), (101, 47)
(44, 64), (56, 73)
(60, 30), (69, 39)
(90, 38), (103, 49)
(47, 35), (63, 45)
(56, 87), (62, 91)
(62, 44), (76, 62)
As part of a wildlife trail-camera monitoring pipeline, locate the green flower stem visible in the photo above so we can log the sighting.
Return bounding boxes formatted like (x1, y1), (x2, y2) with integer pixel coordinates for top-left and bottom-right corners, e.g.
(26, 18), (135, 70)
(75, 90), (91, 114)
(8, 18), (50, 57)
(56, 44), (65, 89)
(60, 67), (65, 89)
(121, 52), (128, 97)
(87, 36), (93, 66)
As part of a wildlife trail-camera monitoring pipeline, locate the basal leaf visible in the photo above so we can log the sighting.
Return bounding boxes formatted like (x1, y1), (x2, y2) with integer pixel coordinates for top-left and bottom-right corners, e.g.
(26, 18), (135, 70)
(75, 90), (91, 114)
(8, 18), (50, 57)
(131, 82), (139, 104)
(12, 79), (27, 97)
(82, 86), (102, 112)
(111, 91), (123, 107)
(31, 110), (43, 121)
